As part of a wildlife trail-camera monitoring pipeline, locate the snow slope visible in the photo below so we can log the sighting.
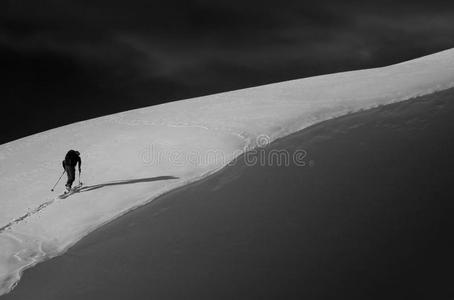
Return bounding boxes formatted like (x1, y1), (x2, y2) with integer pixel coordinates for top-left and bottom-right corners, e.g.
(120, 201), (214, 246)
(1, 48), (454, 295)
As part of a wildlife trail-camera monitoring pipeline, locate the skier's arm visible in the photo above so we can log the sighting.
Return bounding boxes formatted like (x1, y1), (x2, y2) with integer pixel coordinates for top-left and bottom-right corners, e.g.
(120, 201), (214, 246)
(78, 157), (82, 173)
(62, 160), (65, 169)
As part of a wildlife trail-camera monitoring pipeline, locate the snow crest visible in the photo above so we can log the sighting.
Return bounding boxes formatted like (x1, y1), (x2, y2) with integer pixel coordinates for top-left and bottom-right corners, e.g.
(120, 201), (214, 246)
(1, 48), (454, 295)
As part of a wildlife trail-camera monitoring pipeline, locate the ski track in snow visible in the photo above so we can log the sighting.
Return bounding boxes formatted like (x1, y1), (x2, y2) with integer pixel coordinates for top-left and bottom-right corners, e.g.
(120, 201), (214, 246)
(0, 120), (252, 235)
(0, 195), (68, 234)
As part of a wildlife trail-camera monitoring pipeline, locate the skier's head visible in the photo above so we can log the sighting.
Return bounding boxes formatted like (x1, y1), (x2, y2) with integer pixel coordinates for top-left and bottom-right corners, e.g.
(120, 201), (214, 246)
(75, 151), (80, 156)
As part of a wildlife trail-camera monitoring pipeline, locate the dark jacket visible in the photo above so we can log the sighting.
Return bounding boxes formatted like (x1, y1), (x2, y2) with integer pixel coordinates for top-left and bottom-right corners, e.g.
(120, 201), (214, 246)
(62, 150), (81, 171)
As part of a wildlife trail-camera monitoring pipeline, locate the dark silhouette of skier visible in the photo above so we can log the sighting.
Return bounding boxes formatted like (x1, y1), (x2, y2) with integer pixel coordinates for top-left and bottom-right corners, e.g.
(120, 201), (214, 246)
(62, 150), (81, 192)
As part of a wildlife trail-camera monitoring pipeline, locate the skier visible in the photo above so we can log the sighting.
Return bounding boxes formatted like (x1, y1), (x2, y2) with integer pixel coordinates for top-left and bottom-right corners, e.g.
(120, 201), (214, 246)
(62, 150), (82, 192)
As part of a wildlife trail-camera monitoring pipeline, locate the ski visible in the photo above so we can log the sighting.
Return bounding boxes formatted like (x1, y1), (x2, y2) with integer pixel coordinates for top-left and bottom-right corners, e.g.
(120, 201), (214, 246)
(58, 182), (84, 199)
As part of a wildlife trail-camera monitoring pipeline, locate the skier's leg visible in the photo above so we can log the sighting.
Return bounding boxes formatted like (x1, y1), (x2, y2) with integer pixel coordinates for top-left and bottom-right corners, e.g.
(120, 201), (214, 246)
(65, 166), (75, 190)
(68, 167), (75, 189)
(64, 165), (71, 190)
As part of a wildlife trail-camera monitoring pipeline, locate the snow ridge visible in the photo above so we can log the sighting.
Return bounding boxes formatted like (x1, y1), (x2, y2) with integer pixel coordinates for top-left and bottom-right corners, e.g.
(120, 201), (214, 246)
(1, 48), (454, 296)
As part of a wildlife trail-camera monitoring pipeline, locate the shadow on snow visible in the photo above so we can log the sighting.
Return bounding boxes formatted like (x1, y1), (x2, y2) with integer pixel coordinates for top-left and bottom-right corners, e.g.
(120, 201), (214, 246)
(78, 176), (179, 192)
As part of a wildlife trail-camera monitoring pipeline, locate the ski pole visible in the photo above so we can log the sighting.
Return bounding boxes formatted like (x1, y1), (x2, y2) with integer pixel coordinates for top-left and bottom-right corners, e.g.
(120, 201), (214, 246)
(51, 170), (66, 192)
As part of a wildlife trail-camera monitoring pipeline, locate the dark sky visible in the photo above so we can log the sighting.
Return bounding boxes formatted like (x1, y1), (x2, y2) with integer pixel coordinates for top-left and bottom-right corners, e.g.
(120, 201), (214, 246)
(1, 0), (454, 143)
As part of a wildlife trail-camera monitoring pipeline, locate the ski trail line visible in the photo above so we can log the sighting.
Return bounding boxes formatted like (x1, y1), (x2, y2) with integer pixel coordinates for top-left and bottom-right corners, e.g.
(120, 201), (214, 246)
(0, 197), (58, 233)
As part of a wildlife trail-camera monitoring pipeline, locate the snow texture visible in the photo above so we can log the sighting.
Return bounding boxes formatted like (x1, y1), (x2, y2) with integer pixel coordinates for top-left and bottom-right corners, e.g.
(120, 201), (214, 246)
(1, 48), (454, 295)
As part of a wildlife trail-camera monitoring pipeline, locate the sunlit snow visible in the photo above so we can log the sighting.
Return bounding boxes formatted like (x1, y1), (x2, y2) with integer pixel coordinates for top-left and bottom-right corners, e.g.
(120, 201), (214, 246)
(1, 48), (454, 295)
